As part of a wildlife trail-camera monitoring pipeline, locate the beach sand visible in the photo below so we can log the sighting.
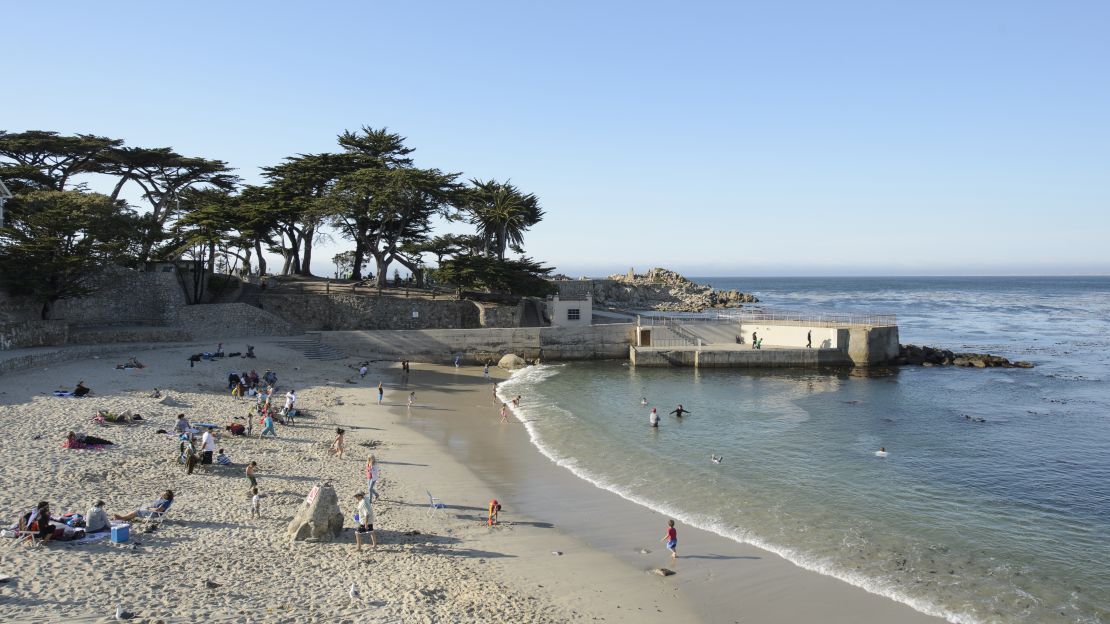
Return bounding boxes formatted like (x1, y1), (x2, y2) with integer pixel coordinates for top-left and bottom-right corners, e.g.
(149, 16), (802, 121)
(0, 337), (946, 623)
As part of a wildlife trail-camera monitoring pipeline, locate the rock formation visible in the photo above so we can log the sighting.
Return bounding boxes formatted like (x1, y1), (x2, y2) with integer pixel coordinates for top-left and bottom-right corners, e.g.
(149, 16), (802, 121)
(497, 354), (526, 370)
(894, 344), (1034, 369)
(286, 483), (344, 542)
(583, 268), (757, 313)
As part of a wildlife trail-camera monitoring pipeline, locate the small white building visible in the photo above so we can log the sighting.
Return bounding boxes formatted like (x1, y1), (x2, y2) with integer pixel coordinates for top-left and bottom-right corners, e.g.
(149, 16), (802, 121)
(547, 293), (592, 327)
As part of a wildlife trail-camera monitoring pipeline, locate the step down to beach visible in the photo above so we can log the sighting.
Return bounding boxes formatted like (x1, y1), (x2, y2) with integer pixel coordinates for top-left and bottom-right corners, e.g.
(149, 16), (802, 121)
(276, 338), (346, 361)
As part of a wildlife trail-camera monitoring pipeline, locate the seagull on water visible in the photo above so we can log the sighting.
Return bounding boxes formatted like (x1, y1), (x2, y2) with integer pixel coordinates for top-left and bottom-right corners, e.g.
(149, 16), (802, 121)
(710, 454), (723, 464)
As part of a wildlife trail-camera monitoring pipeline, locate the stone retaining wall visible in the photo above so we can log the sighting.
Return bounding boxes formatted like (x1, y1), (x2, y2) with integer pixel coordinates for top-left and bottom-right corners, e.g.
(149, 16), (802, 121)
(261, 294), (482, 331)
(0, 320), (69, 351)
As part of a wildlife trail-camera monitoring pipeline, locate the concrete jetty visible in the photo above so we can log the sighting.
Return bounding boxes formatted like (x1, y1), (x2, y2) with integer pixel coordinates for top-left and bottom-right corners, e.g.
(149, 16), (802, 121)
(630, 313), (899, 368)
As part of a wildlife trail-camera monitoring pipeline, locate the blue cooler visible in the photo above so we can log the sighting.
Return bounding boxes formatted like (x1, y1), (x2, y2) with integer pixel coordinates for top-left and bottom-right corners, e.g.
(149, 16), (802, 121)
(111, 524), (130, 543)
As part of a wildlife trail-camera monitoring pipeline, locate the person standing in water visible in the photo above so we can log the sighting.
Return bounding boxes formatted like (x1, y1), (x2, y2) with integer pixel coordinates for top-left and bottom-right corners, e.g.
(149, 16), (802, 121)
(661, 519), (678, 559)
(670, 404), (692, 418)
(649, 408), (660, 428)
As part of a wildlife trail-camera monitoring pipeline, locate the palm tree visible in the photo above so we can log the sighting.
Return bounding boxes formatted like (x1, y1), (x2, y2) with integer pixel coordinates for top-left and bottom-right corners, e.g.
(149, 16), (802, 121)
(467, 179), (543, 261)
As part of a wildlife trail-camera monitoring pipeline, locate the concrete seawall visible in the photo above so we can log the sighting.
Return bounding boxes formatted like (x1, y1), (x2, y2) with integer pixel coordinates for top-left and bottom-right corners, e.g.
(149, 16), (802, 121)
(319, 324), (636, 363)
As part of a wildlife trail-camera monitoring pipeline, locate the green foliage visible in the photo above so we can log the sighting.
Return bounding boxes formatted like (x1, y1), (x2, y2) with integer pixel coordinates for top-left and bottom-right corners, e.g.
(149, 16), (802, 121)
(432, 255), (557, 298)
(0, 190), (140, 317)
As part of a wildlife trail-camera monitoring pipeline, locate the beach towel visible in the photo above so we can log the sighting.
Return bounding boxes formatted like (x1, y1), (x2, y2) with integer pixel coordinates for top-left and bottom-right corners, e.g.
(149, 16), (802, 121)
(52, 391), (77, 398)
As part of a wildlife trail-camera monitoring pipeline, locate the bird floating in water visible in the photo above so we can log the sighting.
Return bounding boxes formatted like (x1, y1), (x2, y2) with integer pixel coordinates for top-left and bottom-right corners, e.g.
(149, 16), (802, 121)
(711, 454), (723, 464)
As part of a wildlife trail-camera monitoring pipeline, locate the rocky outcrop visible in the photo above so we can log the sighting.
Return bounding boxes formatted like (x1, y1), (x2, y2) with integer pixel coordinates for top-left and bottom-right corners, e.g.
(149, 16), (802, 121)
(586, 268), (757, 313)
(894, 344), (1034, 369)
(286, 484), (344, 543)
(497, 353), (526, 370)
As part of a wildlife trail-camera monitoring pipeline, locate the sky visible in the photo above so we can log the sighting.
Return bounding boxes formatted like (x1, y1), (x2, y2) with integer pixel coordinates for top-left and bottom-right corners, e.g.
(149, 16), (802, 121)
(3, 1), (1109, 277)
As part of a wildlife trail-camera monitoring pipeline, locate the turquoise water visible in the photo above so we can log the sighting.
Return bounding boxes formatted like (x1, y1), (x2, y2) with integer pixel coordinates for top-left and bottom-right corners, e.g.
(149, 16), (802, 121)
(498, 277), (1110, 624)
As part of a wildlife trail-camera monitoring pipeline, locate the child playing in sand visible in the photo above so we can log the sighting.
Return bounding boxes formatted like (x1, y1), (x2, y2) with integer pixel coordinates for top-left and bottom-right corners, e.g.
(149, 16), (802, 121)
(331, 428), (346, 459)
(661, 519), (678, 559)
(250, 487), (260, 519)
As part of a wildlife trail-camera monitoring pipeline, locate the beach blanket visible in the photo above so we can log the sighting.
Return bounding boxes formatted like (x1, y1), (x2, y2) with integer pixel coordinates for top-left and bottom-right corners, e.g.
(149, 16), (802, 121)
(52, 391), (78, 398)
(71, 531), (111, 545)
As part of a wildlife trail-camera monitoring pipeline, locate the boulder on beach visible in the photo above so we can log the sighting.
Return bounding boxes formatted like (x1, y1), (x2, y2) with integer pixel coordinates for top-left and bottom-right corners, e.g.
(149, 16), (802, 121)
(498, 354), (527, 370)
(286, 484), (344, 543)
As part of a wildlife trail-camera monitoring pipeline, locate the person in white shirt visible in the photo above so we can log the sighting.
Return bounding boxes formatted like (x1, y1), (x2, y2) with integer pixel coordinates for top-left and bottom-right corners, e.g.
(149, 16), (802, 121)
(283, 390), (297, 424)
(200, 428), (217, 464)
(250, 487), (260, 519)
(354, 492), (376, 551)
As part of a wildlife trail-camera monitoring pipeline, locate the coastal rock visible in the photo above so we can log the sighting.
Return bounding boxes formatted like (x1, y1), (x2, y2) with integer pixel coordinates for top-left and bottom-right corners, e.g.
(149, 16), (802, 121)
(582, 268), (758, 313)
(286, 484), (344, 543)
(893, 345), (1034, 369)
(497, 354), (526, 370)
(652, 568), (676, 577)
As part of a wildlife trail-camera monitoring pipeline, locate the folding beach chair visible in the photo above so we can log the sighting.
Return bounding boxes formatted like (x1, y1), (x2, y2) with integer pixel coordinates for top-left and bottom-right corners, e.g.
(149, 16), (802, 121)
(426, 491), (445, 518)
(142, 505), (172, 531)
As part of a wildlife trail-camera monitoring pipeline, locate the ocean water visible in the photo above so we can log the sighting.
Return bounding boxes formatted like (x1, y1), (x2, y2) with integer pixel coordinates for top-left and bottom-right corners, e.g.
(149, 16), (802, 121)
(498, 277), (1110, 624)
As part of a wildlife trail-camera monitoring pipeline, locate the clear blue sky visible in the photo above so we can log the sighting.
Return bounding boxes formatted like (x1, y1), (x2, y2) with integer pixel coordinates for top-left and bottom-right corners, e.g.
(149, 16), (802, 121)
(4, 1), (1108, 276)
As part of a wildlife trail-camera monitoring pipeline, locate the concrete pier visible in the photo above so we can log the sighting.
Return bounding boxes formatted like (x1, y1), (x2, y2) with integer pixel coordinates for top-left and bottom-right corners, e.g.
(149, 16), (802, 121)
(632, 316), (899, 368)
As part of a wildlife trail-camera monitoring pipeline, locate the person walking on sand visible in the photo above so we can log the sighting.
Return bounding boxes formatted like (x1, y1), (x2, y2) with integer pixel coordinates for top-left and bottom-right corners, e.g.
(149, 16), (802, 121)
(500, 402), (509, 423)
(246, 461), (258, 494)
(807, 330), (812, 349)
(250, 487), (261, 519)
(483, 361), (491, 380)
(751, 331), (758, 349)
(259, 413), (277, 438)
(661, 519), (678, 560)
(408, 391), (416, 408)
(354, 493), (376, 552)
(331, 428), (346, 459)
(454, 354), (461, 368)
(366, 455), (380, 501)
(377, 381), (384, 405)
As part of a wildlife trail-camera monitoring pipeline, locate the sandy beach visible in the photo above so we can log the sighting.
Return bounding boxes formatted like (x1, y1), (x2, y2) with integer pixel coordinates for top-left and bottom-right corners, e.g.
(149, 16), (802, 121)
(0, 337), (945, 623)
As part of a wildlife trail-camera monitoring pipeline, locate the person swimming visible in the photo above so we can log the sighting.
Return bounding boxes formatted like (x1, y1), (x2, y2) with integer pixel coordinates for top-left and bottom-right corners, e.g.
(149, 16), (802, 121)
(875, 447), (888, 457)
(640, 397), (648, 406)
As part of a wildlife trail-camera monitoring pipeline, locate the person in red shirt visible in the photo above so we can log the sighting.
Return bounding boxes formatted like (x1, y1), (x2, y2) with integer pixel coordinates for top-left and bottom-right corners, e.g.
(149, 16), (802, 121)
(661, 519), (678, 559)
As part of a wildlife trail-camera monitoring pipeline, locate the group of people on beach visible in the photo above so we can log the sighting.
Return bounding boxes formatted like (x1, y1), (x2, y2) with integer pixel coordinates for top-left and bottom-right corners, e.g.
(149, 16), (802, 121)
(9, 492), (173, 545)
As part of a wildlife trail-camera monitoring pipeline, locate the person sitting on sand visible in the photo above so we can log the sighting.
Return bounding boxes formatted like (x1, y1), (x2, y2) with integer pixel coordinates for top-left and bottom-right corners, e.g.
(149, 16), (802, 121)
(85, 500), (109, 533)
(99, 410), (133, 425)
(112, 490), (174, 521)
(216, 448), (232, 465)
(73, 381), (91, 397)
(174, 414), (192, 435)
(263, 369), (277, 386)
(20, 501), (55, 543)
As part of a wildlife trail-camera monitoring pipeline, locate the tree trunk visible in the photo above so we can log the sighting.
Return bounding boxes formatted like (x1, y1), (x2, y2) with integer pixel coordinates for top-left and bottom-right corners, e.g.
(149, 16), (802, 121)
(109, 170), (132, 203)
(351, 238), (365, 281)
(299, 223), (315, 276)
(254, 239), (267, 276)
(373, 254), (390, 294)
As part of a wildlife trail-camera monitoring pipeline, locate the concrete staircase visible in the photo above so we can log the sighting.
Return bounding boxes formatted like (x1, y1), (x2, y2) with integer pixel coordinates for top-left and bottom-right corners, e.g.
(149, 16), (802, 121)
(277, 335), (346, 361)
(236, 283), (264, 308)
